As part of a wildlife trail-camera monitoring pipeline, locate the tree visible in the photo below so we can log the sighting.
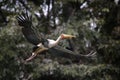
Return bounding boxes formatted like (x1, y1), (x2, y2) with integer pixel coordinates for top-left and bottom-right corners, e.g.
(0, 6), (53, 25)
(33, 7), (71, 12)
(0, 0), (120, 80)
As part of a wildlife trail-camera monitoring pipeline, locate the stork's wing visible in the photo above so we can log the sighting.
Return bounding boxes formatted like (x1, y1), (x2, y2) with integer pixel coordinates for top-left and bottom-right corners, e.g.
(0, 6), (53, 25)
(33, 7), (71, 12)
(16, 13), (42, 45)
(48, 46), (91, 61)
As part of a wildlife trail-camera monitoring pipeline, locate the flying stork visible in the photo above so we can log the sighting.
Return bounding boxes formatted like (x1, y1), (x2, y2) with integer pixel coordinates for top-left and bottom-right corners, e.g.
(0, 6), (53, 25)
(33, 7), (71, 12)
(16, 13), (95, 62)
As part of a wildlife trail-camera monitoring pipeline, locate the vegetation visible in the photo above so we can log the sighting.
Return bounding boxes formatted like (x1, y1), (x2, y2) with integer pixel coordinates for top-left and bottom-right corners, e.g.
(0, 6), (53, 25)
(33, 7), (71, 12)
(0, 0), (120, 80)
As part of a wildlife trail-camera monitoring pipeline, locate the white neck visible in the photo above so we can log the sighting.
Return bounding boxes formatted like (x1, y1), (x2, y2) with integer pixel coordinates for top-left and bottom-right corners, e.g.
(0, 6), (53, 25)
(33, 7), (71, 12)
(47, 35), (62, 48)
(55, 35), (62, 44)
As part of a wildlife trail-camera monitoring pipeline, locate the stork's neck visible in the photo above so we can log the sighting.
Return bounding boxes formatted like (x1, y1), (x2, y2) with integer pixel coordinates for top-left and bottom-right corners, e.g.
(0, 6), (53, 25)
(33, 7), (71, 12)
(47, 35), (63, 48)
(55, 35), (62, 44)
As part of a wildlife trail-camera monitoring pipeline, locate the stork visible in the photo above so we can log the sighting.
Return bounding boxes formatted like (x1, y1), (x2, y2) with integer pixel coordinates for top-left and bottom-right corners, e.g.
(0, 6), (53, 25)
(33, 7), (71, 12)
(16, 13), (95, 62)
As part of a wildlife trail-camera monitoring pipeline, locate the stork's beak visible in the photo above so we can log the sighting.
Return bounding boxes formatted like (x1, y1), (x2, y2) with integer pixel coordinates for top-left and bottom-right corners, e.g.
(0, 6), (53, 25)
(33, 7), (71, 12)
(61, 34), (76, 39)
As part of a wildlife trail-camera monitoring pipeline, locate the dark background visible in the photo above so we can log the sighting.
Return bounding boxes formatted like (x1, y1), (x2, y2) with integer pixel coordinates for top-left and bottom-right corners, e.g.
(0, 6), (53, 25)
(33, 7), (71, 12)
(0, 0), (120, 80)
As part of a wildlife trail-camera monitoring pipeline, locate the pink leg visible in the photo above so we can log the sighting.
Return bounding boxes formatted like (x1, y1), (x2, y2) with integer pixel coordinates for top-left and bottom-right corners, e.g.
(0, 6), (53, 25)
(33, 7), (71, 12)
(25, 53), (37, 62)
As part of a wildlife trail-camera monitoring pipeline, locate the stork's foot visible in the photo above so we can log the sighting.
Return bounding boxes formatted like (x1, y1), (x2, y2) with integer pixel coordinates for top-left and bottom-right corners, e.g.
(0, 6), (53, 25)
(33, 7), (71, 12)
(25, 53), (37, 62)
(25, 47), (48, 62)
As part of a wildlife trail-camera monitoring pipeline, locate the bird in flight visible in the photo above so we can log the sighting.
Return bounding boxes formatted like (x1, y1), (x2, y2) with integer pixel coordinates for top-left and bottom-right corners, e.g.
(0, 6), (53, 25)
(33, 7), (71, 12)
(16, 12), (95, 62)
(16, 12), (77, 61)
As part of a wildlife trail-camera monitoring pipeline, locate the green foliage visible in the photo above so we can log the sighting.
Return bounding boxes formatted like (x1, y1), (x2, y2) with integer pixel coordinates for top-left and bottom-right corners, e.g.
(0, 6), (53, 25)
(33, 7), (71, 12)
(97, 36), (120, 65)
(32, 63), (120, 80)
(0, 0), (120, 80)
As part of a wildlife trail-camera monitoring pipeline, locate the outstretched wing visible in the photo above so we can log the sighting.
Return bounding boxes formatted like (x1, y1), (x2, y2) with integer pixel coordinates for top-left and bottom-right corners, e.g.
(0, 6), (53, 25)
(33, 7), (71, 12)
(48, 46), (87, 60)
(16, 13), (42, 45)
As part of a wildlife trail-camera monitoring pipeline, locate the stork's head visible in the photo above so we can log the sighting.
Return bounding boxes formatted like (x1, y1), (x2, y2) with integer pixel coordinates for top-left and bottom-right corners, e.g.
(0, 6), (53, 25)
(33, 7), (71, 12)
(61, 34), (76, 39)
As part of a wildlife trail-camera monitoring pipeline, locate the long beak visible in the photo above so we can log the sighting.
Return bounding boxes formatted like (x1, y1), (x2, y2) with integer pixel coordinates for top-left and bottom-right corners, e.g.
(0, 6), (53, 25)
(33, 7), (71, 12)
(61, 34), (76, 39)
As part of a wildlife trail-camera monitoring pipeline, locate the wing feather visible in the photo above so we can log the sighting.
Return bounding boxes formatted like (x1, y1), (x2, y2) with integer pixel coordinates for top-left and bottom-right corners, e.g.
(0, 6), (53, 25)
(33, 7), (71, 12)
(16, 13), (41, 45)
(48, 46), (86, 60)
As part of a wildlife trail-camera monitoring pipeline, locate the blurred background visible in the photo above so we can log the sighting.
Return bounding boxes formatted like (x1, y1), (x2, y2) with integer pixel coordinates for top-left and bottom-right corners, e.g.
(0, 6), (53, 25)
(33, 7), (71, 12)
(0, 0), (120, 80)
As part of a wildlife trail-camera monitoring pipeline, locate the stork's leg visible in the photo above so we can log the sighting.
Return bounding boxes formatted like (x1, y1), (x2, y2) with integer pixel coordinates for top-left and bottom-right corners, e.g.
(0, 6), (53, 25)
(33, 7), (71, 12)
(35, 45), (48, 53)
(25, 46), (48, 62)
(25, 52), (37, 62)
